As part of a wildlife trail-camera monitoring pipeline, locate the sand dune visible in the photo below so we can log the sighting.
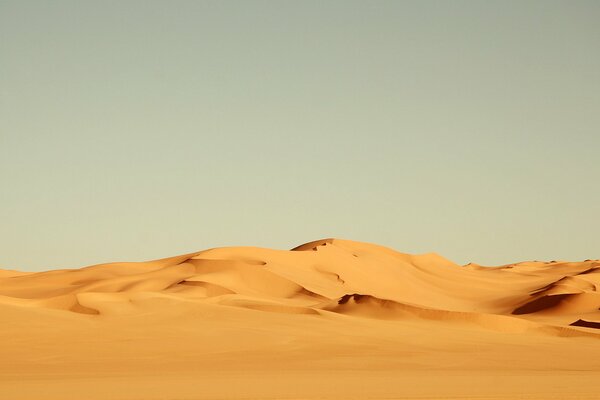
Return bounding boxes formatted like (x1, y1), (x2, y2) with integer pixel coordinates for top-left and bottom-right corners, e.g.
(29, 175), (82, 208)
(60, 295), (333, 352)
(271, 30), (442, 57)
(1, 238), (600, 399)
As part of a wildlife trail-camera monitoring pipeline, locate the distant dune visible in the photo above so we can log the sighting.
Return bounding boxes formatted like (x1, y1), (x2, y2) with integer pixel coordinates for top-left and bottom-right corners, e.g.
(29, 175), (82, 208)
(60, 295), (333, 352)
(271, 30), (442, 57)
(1, 239), (600, 399)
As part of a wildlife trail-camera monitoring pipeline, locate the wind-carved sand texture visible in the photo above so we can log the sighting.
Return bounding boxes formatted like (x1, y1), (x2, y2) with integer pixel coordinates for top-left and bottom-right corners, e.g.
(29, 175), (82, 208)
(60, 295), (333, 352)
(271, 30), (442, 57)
(2, 239), (600, 399)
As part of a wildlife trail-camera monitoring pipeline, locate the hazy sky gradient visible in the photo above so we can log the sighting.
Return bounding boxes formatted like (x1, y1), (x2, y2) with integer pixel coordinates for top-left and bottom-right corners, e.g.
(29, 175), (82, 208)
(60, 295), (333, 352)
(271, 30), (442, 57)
(1, 1), (599, 271)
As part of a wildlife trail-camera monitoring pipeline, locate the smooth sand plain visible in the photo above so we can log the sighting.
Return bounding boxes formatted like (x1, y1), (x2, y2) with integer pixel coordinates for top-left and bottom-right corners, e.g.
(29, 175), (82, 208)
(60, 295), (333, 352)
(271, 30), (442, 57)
(1, 239), (600, 399)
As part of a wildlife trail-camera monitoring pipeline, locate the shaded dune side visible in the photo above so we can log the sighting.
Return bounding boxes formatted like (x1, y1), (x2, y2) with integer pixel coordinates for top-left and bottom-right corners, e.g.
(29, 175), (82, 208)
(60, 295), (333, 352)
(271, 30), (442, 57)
(570, 319), (600, 329)
(512, 267), (600, 316)
(319, 293), (600, 338)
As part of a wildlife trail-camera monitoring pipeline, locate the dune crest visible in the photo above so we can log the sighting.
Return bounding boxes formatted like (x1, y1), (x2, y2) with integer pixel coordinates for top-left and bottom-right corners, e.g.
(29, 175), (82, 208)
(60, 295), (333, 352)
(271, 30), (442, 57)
(1, 238), (599, 332)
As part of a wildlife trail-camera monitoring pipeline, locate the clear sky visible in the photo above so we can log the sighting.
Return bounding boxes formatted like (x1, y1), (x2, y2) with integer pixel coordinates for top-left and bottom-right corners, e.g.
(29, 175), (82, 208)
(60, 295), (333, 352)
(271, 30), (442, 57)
(1, 1), (599, 271)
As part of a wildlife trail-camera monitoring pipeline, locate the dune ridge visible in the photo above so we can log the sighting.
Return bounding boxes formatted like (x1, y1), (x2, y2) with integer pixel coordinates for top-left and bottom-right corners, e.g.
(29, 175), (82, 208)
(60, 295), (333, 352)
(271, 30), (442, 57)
(2, 238), (599, 332)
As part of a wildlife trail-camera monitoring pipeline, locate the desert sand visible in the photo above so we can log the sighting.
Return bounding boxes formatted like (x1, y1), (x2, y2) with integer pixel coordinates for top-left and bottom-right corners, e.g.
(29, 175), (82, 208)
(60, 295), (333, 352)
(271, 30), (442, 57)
(1, 238), (600, 399)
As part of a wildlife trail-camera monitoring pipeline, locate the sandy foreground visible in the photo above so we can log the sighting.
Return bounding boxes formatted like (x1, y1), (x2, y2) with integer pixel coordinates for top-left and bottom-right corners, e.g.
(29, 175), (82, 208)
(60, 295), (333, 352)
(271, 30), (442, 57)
(1, 238), (600, 399)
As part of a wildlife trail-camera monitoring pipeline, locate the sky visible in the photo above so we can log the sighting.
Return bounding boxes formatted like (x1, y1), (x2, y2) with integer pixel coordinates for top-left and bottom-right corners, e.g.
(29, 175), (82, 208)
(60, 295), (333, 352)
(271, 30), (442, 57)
(1, 1), (599, 271)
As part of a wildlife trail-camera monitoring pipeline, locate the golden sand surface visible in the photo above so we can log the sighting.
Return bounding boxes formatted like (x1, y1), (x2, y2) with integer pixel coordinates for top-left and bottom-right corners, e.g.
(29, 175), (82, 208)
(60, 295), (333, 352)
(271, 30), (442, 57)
(1, 239), (600, 399)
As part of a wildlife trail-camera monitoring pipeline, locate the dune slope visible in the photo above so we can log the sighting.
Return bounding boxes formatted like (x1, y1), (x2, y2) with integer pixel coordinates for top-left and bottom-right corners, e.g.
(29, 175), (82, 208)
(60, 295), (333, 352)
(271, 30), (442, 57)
(1, 238), (600, 399)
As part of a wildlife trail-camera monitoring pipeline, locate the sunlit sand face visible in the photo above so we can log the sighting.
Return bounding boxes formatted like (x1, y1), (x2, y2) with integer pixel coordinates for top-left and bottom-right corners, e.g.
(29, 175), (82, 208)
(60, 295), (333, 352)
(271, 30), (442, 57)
(1, 239), (600, 399)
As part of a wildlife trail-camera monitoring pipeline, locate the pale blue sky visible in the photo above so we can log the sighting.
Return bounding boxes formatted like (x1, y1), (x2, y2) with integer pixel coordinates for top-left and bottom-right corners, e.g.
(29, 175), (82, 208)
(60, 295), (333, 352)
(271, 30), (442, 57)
(1, 1), (599, 271)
